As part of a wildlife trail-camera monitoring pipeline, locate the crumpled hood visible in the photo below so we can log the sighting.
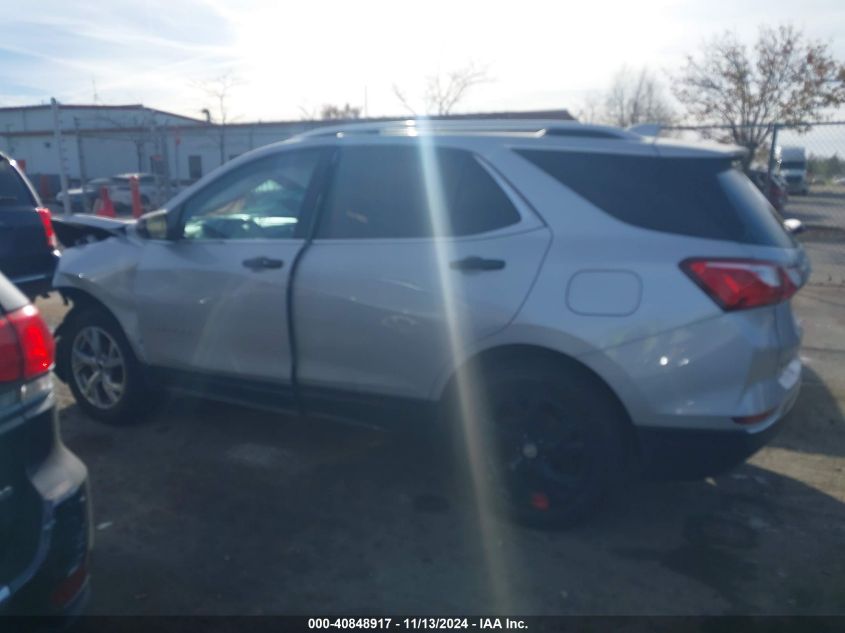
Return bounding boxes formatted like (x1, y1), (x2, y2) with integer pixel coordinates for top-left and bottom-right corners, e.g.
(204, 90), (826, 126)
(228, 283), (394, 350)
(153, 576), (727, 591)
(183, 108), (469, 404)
(52, 214), (135, 247)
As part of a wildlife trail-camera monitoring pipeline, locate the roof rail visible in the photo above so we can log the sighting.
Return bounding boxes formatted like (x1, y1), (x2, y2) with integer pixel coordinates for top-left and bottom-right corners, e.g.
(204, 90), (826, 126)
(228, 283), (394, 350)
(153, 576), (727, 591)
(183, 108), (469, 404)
(296, 119), (641, 141)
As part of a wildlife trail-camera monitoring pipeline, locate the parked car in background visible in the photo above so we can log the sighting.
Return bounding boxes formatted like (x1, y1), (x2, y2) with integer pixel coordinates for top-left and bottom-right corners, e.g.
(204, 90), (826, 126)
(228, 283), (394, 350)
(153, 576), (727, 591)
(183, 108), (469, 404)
(109, 173), (157, 212)
(0, 153), (60, 298)
(51, 120), (810, 527)
(748, 168), (789, 213)
(0, 272), (92, 616)
(56, 173), (159, 216)
(56, 177), (113, 214)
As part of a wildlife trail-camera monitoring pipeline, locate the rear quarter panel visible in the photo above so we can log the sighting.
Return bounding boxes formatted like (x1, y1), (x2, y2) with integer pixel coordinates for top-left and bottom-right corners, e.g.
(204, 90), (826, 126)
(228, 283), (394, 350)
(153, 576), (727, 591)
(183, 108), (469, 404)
(451, 146), (792, 430)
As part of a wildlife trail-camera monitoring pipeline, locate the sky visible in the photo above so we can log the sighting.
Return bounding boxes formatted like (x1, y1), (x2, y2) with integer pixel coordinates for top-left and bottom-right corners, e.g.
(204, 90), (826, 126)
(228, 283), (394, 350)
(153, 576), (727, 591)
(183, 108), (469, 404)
(1, 0), (845, 123)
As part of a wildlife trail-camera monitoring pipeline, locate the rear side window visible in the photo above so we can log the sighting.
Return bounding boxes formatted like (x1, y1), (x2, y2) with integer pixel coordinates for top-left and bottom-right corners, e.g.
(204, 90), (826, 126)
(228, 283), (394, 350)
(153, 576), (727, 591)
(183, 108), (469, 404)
(318, 146), (520, 239)
(517, 150), (794, 247)
(0, 160), (34, 206)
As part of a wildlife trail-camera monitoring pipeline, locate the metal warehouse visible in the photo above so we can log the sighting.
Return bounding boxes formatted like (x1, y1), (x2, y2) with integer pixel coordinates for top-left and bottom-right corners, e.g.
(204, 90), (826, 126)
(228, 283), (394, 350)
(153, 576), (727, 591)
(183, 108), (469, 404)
(0, 102), (574, 204)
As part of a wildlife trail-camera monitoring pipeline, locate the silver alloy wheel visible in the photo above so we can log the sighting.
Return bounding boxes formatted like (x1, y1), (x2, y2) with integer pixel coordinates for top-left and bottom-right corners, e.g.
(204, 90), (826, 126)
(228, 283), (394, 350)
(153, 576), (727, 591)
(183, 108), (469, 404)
(71, 326), (126, 409)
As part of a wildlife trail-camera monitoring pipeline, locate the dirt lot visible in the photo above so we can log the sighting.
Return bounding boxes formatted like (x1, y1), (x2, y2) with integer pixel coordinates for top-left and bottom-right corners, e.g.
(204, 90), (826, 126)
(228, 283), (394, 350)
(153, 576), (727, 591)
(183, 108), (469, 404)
(37, 189), (845, 616)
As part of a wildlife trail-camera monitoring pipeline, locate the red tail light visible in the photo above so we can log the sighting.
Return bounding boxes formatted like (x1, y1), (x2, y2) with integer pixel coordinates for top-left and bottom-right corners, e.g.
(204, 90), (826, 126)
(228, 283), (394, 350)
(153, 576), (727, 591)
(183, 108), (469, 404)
(0, 304), (55, 382)
(35, 206), (59, 249)
(50, 561), (89, 608)
(733, 407), (776, 425)
(681, 258), (799, 311)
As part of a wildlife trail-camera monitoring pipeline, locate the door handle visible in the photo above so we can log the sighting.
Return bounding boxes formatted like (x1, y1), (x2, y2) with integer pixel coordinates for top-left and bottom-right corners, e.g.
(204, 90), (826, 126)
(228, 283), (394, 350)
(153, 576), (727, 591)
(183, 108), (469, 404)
(450, 256), (506, 271)
(242, 256), (284, 270)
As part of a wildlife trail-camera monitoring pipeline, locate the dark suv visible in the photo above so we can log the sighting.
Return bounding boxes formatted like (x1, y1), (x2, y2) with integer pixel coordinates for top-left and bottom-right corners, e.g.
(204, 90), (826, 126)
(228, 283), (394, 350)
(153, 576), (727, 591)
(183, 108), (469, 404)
(0, 273), (92, 615)
(0, 153), (60, 299)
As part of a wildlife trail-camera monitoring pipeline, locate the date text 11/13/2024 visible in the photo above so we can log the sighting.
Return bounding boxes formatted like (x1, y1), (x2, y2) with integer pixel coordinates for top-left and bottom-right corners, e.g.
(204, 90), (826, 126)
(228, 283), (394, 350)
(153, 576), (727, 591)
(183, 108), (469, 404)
(307, 618), (528, 629)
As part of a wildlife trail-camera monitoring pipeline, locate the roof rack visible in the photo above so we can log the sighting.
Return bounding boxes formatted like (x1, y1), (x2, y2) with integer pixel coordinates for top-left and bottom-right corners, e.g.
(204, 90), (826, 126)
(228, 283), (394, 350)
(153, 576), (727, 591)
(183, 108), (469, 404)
(296, 119), (641, 141)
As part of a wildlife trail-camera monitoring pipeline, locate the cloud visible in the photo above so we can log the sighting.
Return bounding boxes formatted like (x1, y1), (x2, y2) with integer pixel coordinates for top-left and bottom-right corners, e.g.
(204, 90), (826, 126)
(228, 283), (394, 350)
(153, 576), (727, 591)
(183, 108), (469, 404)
(2, 0), (844, 120)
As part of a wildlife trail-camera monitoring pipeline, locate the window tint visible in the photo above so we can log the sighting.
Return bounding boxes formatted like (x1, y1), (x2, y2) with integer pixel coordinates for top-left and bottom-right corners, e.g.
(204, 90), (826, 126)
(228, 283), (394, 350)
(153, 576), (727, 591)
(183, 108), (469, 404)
(451, 157), (521, 236)
(318, 146), (520, 239)
(517, 150), (794, 247)
(0, 160), (34, 206)
(181, 149), (321, 240)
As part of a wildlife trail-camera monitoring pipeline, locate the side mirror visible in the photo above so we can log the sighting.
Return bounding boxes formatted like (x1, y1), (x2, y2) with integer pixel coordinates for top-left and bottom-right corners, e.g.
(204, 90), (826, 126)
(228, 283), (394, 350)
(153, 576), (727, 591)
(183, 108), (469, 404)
(783, 218), (805, 235)
(136, 209), (172, 240)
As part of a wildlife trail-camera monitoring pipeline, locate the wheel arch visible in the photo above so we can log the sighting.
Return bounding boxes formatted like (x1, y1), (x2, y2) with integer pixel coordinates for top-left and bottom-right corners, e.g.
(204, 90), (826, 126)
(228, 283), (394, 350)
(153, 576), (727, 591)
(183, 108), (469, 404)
(54, 286), (145, 378)
(438, 343), (639, 455)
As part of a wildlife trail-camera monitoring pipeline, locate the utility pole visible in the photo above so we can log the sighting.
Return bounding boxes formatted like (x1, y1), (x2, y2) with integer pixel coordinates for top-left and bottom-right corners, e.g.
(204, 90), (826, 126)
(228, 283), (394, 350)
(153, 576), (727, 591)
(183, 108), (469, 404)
(220, 122), (226, 166)
(767, 124), (781, 201)
(74, 117), (90, 213)
(173, 128), (181, 193)
(161, 123), (172, 201)
(51, 98), (72, 215)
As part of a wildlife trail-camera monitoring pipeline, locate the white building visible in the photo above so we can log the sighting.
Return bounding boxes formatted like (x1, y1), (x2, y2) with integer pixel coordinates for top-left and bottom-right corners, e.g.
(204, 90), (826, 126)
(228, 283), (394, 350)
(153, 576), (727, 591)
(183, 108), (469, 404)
(0, 102), (574, 199)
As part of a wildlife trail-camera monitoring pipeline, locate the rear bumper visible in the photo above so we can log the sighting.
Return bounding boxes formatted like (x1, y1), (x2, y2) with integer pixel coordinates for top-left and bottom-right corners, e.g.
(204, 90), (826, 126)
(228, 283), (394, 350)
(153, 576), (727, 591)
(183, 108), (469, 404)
(637, 382), (799, 480)
(1, 405), (92, 616)
(9, 253), (60, 299)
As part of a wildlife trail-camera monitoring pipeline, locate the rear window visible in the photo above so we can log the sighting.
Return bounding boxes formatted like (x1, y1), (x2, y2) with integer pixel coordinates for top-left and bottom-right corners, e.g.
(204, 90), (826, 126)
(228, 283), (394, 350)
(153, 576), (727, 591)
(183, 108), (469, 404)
(0, 160), (34, 206)
(517, 150), (794, 247)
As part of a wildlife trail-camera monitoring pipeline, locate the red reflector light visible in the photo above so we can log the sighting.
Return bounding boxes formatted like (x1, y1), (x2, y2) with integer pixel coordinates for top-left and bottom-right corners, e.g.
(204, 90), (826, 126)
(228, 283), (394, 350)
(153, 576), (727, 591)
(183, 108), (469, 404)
(733, 408), (776, 425)
(681, 258), (794, 311)
(36, 206), (59, 249)
(0, 304), (55, 382)
(530, 492), (550, 511)
(50, 562), (88, 608)
(0, 313), (22, 382)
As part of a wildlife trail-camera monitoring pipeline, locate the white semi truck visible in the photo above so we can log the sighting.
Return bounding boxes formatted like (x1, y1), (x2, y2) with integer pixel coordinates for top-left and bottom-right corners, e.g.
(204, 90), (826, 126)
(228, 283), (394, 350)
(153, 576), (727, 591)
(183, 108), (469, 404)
(777, 146), (809, 195)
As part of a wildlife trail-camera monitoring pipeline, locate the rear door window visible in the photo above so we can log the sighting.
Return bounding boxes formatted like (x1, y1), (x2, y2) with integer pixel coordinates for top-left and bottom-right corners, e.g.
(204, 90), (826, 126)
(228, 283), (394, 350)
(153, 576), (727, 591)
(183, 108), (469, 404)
(517, 150), (794, 247)
(318, 145), (520, 239)
(0, 160), (34, 206)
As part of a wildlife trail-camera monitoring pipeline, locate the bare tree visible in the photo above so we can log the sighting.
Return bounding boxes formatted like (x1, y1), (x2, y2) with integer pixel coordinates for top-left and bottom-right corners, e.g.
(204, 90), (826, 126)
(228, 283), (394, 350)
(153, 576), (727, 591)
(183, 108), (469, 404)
(392, 85), (418, 116)
(393, 63), (491, 116)
(194, 72), (242, 164)
(574, 90), (606, 124)
(604, 67), (676, 127)
(298, 104), (320, 121)
(320, 103), (362, 120)
(673, 24), (845, 166)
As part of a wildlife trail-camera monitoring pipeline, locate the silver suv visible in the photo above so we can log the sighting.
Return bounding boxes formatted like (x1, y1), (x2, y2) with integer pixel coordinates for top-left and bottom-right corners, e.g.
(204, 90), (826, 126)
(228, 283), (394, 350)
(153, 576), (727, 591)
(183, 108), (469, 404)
(52, 120), (809, 525)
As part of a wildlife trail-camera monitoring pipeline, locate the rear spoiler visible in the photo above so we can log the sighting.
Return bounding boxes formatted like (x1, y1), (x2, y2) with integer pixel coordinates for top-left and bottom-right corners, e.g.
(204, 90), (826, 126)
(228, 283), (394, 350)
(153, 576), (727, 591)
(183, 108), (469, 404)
(52, 214), (134, 247)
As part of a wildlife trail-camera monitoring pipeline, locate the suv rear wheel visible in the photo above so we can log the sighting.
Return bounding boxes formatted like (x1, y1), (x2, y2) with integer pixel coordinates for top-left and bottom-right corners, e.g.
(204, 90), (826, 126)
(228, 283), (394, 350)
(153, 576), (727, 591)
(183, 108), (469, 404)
(57, 306), (154, 424)
(447, 356), (629, 528)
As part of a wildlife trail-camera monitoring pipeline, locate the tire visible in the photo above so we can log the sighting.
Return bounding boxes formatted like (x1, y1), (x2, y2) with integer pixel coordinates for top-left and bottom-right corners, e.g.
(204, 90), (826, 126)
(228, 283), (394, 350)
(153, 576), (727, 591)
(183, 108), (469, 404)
(445, 356), (629, 528)
(57, 306), (155, 425)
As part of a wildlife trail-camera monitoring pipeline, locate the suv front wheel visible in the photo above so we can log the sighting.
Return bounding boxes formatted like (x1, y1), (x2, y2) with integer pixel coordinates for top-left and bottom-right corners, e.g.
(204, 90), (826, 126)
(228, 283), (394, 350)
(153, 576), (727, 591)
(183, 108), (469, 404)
(57, 306), (154, 424)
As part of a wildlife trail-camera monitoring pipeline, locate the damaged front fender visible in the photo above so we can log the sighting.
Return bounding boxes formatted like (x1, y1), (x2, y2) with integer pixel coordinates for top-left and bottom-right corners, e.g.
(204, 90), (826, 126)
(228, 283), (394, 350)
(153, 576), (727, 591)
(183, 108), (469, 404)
(52, 214), (147, 364)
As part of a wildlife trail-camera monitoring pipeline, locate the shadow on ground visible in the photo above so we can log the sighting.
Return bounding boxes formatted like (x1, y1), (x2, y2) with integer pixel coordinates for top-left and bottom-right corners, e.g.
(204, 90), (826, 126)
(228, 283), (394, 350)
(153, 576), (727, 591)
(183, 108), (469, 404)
(56, 385), (845, 616)
(769, 366), (845, 458)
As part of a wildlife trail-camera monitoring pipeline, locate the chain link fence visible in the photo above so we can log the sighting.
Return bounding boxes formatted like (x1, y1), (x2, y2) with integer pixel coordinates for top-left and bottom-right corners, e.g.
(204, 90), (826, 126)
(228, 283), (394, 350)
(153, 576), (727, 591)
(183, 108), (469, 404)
(28, 110), (328, 216)
(69, 121), (319, 214)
